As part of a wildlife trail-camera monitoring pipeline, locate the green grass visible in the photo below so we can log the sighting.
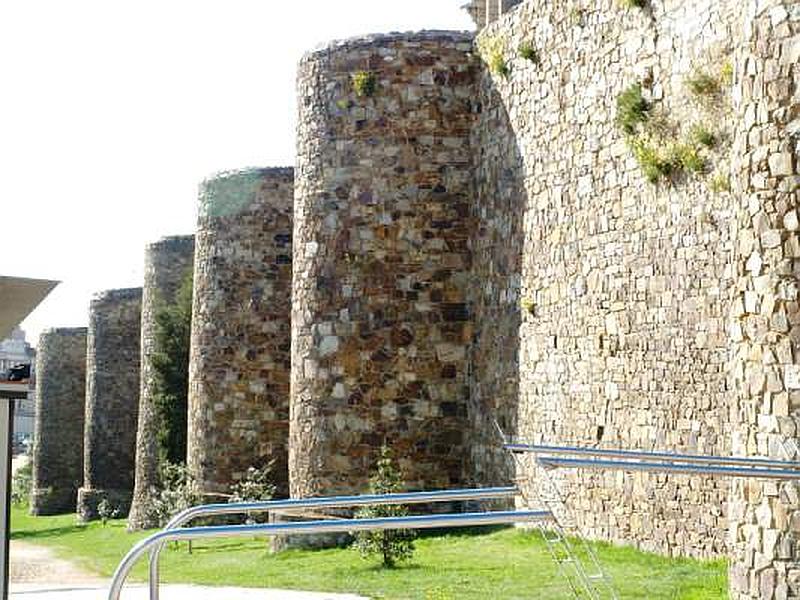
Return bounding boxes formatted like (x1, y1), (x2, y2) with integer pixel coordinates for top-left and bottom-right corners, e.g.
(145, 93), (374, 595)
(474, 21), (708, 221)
(12, 505), (727, 599)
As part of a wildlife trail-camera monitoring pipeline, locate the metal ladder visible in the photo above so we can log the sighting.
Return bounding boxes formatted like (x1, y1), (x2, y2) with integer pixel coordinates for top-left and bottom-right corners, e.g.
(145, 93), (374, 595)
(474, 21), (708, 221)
(496, 423), (619, 599)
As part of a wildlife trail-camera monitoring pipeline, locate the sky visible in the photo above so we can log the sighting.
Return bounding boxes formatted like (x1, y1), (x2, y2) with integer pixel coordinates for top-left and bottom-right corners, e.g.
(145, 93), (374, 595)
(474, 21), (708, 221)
(0, 1), (474, 346)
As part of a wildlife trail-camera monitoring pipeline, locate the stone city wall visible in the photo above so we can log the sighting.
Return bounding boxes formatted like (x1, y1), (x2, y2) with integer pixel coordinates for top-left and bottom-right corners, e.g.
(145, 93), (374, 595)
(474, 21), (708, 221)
(77, 288), (142, 521)
(291, 32), (478, 498)
(128, 234), (195, 531)
(187, 168), (294, 497)
(30, 328), (87, 515)
(474, 0), (741, 558)
(728, 1), (800, 597)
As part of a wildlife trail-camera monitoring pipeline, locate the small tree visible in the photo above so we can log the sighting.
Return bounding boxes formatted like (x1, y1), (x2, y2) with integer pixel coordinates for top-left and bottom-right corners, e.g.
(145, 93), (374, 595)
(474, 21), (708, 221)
(11, 461), (32, 506)
(152, 270), (193, 466)
(151, 462), (202, 527)
(353, 445), (415, 568)
(228, 464), (275, 524)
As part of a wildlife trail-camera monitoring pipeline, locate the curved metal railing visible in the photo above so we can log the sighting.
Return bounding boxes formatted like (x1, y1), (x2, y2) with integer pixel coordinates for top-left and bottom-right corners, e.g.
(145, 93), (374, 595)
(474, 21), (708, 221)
(134, 486), (519, 600)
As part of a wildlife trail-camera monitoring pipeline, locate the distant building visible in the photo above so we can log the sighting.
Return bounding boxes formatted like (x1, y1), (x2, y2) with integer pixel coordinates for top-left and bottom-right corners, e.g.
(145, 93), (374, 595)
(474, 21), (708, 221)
(1, 328), (36, 442)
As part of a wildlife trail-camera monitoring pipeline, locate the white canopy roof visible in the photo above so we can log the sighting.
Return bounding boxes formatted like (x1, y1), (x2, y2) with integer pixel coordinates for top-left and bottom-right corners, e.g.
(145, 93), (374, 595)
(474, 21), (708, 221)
(0, 276), (59, 341)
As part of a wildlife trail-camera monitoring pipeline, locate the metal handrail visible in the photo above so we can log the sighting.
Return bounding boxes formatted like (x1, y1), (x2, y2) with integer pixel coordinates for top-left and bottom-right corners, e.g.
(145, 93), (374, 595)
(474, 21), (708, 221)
(109, 508), (548, 600)
(505, 443), (800, 471)
(147, 486), (518, 600)
(536, 456), (800, 480)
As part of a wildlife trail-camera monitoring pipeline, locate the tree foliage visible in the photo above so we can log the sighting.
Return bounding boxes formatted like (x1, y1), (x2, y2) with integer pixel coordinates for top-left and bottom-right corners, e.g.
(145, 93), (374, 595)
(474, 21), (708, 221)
(353, 445), (415, 568)
(152, 270), (193, 466)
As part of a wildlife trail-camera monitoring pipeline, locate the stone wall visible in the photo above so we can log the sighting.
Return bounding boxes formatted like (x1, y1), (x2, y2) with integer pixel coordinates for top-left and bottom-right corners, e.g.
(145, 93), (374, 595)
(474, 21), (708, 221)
(291, 32), (478, 498)
(474, 0), (741, 558)
(78, 288), (142, 521)
(728, 1), (800, 597)
(187, 168), (293, 496)
(128, 234), (195, 531)
(30, 328), (87, 515)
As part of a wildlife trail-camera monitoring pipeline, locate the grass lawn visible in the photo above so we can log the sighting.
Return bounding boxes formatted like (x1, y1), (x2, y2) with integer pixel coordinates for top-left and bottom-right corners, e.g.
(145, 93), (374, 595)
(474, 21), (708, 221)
(12, 504), (726, 599)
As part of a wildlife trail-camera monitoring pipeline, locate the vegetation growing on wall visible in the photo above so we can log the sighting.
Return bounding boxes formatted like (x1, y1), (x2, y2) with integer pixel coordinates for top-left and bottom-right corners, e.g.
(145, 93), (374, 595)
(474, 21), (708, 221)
(619, 0), (646, 8)
(352, 71), (377, 97)
(518, 42), (539, 64)
(616, 84), (650, 135)
(477, 34), (510, 78)
(152, 270), (193, 467)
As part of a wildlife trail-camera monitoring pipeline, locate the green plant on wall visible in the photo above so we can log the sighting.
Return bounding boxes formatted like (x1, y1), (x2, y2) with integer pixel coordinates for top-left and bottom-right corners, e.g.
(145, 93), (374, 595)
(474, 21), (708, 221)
(477, 34), (510, 78)
(616, 84), (650, 135)
(690, 124), (717, 148)
(720, 61), (734, 86)
(686, 69), (720, 98)
(709, 172), (731, 194)
(619, 0), (646, 7)
(518, 42), (539, 64)
(352, 71), (377, 98)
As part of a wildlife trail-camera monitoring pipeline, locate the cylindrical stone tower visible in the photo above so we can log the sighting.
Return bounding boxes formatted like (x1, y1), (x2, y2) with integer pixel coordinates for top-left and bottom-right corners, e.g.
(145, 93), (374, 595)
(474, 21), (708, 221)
(128, 235), (195, 531)
(30, 328), (88, 515)
(187, 168), (294, 497)
(728, 2), (800, 598)
(77, 288), (142, 521)
(290, 32), (478, 499)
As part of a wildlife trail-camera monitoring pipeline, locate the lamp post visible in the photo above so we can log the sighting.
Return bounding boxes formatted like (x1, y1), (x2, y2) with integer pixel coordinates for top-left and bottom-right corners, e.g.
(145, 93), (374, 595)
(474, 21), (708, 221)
(0, 383), (27, 600)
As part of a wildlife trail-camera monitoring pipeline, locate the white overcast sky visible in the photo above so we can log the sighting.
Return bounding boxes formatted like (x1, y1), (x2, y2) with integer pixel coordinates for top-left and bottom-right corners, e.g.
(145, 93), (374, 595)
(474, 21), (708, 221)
(0, 1), (474, 345)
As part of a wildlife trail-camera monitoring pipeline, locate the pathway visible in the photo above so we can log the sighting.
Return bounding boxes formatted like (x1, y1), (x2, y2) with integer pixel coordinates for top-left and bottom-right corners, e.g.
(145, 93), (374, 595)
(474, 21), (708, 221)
(10, 541), (367, 600)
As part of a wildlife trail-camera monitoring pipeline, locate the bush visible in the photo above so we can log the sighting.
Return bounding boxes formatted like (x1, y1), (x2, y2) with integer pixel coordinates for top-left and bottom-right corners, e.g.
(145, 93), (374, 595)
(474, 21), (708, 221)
(709, 173), (731, 194)
(353, 446), (415, 568)
(98, 498), (121, 526)
(11, 461), (32, 506)
(228, 464), (276, 524)
(616, 84), (650, 135)
(150, 462), (202, 527)
(351, 71), (377, 98)
(628, 137), (672, 183)
(619, 0), (646, 7)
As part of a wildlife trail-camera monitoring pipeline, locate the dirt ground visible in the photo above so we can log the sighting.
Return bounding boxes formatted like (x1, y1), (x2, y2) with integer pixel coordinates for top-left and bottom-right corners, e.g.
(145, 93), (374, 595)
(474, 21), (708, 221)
(10, 541), (103, 585)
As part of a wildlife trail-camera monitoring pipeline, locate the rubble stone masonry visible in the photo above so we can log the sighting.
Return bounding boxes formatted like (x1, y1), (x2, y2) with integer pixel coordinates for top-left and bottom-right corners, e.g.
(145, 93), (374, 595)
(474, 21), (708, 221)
(128, 235), (195, 531)
(187, 168), (294, 496)
(77, 288), (142, 521)
(291, 32), (478, 498)
(30, 328), (87, 515)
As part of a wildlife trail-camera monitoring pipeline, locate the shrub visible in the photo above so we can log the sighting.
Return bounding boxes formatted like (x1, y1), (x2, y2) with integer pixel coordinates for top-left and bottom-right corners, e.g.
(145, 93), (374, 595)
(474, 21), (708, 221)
(351, 71), (377, 98)
(691, 125), (716, 148)
(150, 462), (202, 527)
(229, 463), (275, 524)
(619, 0), (646, 7)
(11, 461), (32, 506)
(477, 35), (510, 78)
(152, 270), (193, 467)
(98, 499), (121, 526)
(520, 297), (536, 315)
(616, 84), (650, 135)
(353, 446), (415, 568)
(518, 42), (539, 64)
(686, 70), (720, 97)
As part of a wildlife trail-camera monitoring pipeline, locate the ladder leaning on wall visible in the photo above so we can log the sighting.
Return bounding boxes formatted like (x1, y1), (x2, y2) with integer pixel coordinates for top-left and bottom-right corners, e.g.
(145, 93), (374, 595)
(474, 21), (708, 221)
(495, 422), (620, 600)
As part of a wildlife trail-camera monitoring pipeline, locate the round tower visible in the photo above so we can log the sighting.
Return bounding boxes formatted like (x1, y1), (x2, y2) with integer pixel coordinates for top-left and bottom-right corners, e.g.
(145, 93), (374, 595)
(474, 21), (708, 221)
(30, 327), (88, 515)
(290, 31), (478, 498)
(77, 288), (142, 521)
(128, 235), (195, 531)
(187, 168), (294, 496)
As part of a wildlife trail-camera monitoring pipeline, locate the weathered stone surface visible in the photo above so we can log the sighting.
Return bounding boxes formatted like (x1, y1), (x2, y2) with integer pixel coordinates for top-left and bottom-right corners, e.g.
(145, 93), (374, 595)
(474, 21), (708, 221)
(128, 235), (195, 531)
(77, 288), (142, 521)
(187, 168), (293, 496)
(729, 1), (800, 597)
(475, 0), (740, 559)
(30, 328), (87, 515)
(291, 32), (478, 498)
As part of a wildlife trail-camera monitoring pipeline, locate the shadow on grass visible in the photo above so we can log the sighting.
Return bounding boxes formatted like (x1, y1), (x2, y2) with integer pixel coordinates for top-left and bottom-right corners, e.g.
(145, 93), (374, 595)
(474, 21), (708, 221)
(12, 524), (87, 540)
